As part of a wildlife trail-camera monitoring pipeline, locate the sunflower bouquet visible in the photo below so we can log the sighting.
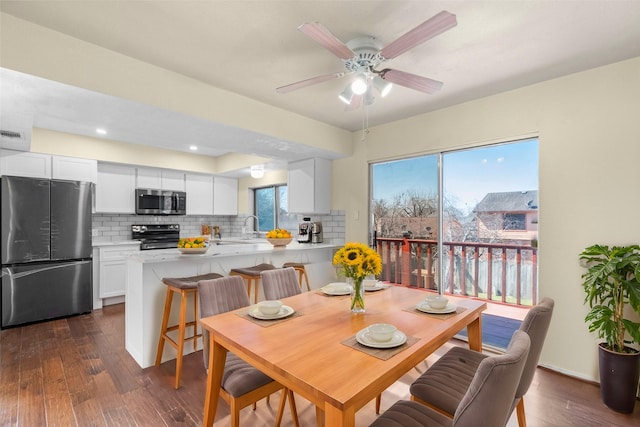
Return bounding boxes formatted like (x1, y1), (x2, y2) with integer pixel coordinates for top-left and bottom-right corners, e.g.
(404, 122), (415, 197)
(333, 242), (382, 312)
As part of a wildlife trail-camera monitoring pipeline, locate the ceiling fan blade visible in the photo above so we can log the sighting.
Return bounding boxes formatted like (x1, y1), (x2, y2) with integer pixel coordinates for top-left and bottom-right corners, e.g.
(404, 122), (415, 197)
(298, 22), (354, 60)
(380, 69), (443, 94)
(276, 72), (345, 94)
(380, 11), (457, 59)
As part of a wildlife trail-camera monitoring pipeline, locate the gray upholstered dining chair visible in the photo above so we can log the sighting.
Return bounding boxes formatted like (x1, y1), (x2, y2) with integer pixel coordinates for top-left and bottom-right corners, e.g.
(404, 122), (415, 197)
(258, 266), (303, 424)
(370, 330), (531, 427)
(198, 276), (299, 427)
(410, 297), (554, 427)
(260, 267), (302, 300)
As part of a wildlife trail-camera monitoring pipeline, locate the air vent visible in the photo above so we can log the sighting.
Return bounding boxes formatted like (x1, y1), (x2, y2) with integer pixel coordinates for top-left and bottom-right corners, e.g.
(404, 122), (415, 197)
(0, 113), (33, 151)
(0, 130), (22, 139)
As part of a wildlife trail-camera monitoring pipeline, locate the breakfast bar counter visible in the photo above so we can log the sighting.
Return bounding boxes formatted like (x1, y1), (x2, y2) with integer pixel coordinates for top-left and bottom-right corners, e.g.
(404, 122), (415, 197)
(125, 240), (342, 368)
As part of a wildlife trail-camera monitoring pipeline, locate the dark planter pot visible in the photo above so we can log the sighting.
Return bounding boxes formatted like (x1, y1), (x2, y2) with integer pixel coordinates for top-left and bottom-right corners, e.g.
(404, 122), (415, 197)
(598, 343), (640, 413)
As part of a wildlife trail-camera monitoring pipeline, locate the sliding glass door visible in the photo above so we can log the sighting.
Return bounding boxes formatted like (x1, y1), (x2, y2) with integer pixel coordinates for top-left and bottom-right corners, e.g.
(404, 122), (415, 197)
(371, 138), (539, 305)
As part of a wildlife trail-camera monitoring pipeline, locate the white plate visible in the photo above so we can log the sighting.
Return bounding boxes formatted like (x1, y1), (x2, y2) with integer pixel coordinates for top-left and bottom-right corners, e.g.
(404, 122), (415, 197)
(416, 303), (457, 314)
(356, 328), (407, 349)
(364, 282), (386, 292)
(321, 283), (353, 295)
(248, 305), (295, 320)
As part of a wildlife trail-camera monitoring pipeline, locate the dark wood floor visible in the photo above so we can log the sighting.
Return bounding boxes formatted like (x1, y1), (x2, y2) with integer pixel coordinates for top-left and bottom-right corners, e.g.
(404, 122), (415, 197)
(1, 303), (639, 426)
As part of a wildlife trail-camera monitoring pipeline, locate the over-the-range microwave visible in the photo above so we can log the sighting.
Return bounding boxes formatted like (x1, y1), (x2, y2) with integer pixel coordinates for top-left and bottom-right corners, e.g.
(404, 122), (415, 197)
(135, 188), (186, 215)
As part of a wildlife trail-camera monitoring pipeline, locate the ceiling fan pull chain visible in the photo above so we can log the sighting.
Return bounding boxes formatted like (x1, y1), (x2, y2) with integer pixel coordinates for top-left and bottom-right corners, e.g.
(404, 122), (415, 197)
(361, 103), (370, 142)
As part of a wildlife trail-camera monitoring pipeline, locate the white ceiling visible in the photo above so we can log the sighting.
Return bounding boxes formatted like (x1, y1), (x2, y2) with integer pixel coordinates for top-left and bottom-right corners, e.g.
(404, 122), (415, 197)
(2, 1), (640, 175)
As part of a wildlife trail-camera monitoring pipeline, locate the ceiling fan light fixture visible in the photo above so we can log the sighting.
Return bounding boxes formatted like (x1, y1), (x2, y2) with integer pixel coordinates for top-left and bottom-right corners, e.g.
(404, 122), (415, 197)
(373, 76), (392, 97)
(338, 86), (354, 104)
(250, 164), (264, 179)
(364, 90), (376, 106)
(351, 75), (368, 95)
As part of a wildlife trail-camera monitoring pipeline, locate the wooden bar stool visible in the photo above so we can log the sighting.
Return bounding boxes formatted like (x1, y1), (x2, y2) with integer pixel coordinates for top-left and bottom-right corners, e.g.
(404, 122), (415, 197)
(229, 263), (275, 304)
(282, 262), (311, 291)
(155, 272), (223, 389)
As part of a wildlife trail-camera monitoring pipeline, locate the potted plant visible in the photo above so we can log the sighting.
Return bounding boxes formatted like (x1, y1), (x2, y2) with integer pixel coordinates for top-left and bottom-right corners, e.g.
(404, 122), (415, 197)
(579, 244), (640, 413)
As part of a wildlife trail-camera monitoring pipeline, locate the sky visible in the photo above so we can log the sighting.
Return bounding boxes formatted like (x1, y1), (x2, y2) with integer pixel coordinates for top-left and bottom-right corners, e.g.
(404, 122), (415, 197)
(372, 138), (538, 214)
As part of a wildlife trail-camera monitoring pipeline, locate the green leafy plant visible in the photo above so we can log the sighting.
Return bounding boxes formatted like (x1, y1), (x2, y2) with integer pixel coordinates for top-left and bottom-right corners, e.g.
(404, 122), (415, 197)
(579, 244), (640, 353)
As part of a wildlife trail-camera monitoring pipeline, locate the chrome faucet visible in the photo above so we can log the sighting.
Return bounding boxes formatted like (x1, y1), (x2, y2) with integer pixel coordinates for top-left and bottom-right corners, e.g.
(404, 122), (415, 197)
(243, 215), (259, 239)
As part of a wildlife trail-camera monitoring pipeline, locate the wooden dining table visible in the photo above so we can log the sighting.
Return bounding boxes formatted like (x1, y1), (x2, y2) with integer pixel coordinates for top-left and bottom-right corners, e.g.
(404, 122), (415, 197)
(200, 285), (486, 427)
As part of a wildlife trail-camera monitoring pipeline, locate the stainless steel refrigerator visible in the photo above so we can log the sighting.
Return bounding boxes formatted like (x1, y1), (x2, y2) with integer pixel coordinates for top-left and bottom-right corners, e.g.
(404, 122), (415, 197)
(1, 176), (93, 328)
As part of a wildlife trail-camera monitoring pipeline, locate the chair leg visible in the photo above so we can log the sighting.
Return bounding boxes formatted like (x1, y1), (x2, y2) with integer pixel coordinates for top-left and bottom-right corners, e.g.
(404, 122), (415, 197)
(230, 399), (241, 427)
(300, 269), (311, 292)
(193, 290), (199, 351)
(375, 394), (381, 414)
(516, 398), (526, 427)
(174, 289), (188, 389)
(253, 277), (259, 304)
(155, 287), (173, 366)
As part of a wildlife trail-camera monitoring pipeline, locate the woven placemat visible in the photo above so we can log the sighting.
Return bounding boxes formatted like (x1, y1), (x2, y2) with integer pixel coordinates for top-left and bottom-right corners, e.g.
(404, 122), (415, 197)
(341, 334), (420, 360)
(237, 309), (303, 327)
(402, 304), (467, 320)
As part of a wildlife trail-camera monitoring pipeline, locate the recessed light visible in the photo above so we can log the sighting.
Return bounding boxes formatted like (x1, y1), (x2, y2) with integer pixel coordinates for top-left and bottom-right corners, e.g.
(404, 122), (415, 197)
(189, 145), (198, 151)
(96, 128), (107, 135)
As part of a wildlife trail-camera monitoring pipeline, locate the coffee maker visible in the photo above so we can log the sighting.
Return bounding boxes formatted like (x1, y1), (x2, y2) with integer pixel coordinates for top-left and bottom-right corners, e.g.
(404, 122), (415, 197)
(311, 222), (323, 243)
(297, 217), (312, 243)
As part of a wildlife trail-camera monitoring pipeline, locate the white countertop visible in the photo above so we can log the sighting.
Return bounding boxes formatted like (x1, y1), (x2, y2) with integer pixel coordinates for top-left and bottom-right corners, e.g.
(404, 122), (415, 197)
(129, 240), (341, 264)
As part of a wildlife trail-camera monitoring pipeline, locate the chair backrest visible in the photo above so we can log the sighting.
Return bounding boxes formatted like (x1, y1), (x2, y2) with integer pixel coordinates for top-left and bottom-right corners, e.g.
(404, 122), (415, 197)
(453, 330), (530, 427)
(260, 267), (302, 300)
(515, 297), (554, 399)
(198, 276), (251, 369)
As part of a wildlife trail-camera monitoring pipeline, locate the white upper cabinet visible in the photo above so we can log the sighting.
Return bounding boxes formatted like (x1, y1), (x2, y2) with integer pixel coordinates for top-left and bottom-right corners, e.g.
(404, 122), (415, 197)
(136, 167), (185, 191)
(213, 176), (238, 215)
(0, 149), (97, 182)
(52, 155), (97, 183)
(161, 170), (186, 191)
(136, 167), (162, 189)
(96, 163), (137, 213)
(0, 149), (51, 179)
(185, 173), (214, 215)
(288, 158), (331, 214)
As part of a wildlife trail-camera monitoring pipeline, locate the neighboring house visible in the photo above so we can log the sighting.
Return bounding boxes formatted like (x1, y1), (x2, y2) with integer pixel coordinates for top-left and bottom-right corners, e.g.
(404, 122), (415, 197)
(474, 190), (538, 244)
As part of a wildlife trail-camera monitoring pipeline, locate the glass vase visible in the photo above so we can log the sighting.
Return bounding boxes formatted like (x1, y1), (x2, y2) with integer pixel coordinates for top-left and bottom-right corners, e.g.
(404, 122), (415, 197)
(349, 277), (365, 313)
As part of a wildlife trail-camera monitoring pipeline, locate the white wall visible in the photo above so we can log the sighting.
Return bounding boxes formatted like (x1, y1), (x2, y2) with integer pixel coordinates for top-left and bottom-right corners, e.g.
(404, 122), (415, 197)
(333, 56), (640, 382)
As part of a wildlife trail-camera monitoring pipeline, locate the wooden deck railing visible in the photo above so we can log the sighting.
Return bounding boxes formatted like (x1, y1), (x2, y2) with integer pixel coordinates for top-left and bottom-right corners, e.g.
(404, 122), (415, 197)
(375, 237), (538, 306)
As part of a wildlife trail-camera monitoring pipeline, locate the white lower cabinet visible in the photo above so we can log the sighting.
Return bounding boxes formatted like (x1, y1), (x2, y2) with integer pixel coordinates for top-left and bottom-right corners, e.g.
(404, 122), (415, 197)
(96, 244), (140, 299)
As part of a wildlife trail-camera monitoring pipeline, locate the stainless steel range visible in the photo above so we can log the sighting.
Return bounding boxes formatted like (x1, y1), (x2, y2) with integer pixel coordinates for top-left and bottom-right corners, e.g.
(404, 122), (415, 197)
(131, 224), (180, 250)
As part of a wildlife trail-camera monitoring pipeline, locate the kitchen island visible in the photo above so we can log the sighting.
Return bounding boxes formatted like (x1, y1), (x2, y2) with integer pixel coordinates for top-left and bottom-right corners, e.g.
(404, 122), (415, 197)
(125, 239), (342, 368)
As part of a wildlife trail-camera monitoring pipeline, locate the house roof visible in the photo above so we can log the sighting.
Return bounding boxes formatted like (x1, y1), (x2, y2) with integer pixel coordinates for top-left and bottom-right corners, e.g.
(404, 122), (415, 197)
(474, 190), (538, 213)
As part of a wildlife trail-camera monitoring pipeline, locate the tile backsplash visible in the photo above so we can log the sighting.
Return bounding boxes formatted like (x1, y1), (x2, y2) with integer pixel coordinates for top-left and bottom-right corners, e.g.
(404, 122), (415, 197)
(92, 211), (345, 243)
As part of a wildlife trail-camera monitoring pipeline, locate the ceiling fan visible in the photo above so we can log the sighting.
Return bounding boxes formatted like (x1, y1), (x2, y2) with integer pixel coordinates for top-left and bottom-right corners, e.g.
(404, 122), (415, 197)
(276, 11), (457, 109)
